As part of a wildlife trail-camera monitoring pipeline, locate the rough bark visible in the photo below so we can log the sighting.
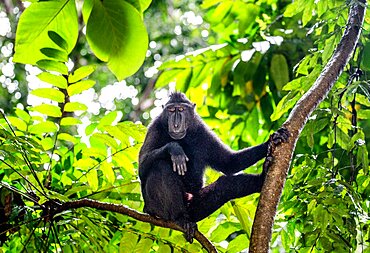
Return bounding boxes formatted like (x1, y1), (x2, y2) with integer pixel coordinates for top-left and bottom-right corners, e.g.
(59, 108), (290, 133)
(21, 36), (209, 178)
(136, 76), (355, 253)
(249, 1), (367, 252)
(56, 199), (217, 253)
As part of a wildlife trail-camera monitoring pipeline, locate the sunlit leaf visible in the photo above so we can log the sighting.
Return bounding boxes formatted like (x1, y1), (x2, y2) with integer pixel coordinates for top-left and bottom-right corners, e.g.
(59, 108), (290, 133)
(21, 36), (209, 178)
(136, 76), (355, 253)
(13, 0), (78, 65)
(120, 232), (138, 253)
(270, 91), (300, 121)
(100, 162), (115, 184)
(37, 72), (67, 89)
(98, 111), (120, 129)
(157, 244), (171, 253)
(15, 108), (31, 123)
(208, 1), (233, 24)
(92, 133), (118, 149)
(74, 158), (99, 169)
(29, 121), (58, 134)
(210, 223), (239, 242)
(30, 104), (62, 117)
(7, 116), (27, 131)
(85, 0), (148, 80)
(86, 168), (99, 191)
(284, 0), (305, 17)
(134, 238), (153, 252)
(40, 137), (54, 150)
(68, 65), (96, 83)
(67, 80), (96, 96)
(227, 234), (249, 253)
(155, 69), (183, 88)
(36, 60), (68, 75)
(64, 102), (88, 112)
(58, 133), (77, 144)
(30, 88), (65, 103)
(60, 117), (82, 126)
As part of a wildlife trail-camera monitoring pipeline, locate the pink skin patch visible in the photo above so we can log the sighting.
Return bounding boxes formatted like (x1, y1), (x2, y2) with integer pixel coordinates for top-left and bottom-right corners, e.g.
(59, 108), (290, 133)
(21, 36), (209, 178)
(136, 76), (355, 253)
(185, 192), (193, 202)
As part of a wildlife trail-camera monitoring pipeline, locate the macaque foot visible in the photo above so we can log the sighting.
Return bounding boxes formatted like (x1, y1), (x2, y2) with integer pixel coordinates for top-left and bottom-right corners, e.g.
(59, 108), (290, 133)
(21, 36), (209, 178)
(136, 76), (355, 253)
(183, 221), (197, 243)
(177, 219), (197, 243)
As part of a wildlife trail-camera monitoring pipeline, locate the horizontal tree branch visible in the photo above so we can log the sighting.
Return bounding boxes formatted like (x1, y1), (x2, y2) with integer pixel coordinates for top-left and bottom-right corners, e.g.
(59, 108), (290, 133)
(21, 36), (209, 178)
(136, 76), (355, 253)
(56, 199), (217, 253)
(250, 0), (367, 251)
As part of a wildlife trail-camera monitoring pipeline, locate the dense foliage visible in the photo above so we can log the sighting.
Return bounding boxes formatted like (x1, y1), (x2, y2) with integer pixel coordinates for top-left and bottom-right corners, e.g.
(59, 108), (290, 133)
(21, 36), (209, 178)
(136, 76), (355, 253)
(0, 0), (369, 252)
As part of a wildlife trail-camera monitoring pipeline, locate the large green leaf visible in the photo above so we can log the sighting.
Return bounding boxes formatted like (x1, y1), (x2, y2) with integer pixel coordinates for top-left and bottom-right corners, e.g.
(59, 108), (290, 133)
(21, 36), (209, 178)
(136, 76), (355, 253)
(13, 0), (78, 65)
(270, 54), (289, 91)
(85, 0), (148, 80)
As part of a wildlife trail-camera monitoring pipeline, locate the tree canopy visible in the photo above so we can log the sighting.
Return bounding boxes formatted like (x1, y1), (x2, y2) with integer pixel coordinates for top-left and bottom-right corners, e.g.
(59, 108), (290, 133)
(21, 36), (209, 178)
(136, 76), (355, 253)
(0, 0), (369, 252)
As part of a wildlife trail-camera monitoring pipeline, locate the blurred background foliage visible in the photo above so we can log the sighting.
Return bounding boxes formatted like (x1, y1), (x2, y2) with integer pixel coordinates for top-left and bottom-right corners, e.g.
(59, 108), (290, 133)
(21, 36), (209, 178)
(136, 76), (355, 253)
(0, 0), (370, 252)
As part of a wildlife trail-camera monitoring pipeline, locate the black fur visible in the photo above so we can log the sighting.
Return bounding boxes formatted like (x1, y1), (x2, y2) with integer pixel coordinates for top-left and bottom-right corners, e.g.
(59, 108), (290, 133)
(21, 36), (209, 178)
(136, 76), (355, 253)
(138, 92), (288, 241)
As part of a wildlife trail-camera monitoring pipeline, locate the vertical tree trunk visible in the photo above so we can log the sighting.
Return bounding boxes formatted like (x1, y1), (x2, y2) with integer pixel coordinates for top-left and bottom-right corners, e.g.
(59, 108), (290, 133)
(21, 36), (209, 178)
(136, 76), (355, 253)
(249, 1), (367, 251)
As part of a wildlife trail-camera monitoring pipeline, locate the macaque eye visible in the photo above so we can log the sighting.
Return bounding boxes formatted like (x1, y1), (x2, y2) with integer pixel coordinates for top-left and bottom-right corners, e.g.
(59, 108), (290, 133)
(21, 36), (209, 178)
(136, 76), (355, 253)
(168, 107), (175, 112)
(178, 107), (184, 112)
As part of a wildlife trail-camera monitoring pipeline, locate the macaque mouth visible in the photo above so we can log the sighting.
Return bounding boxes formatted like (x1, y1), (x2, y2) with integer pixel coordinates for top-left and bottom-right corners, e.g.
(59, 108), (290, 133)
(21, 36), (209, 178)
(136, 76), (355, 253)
(169, 131), (186, 140)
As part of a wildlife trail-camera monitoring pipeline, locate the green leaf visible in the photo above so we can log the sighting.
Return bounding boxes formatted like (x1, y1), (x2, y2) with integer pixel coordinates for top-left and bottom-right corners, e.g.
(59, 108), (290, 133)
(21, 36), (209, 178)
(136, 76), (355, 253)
(98, 111), (120, 129)
(30, 88), (65, 103)
(30, 104), (62, 117)
(157, 244), (171, 253)
(120, 233), (138, 253)
(67, 80), (96, 96)
(37, 72), (67, 89)
(7, 116), (27, 131)
(15, 108), (31, 123)
(361, 42), (370, 71)
(60, 117), (82, 126)
(40, 48), (68, 62)
(41, 137), (54, 150)
(227, 234), (249, 253)
(190, 63), (213, 88)
(302, 1), (314, 26)
(270, 91), (300, 121)
(86, 169), (99, 191)
(155, 69), (183, 88)
(29, 121), (58, 134)
(284, 0), (305, 17)
(134, 238), (153, 253)
(68, 65), (96, 83)
(138, 0), (152, 12)
(105, 126), (129, 145)
(357, 145), (369, 174)
(36, 60), (68, 75)
(13, 0), (78, 65)
(92, 133), (118, 149)
(86, 123), (98, 135)
(58, 133), (77, 144)
(101, 162), (115, 184)
(85, 0), (148, 80)
(48, 31), (68, 51)
(208, 1), (233, 24)
(210, 223), (239, 242)
(270, 54), (289, 91)
(74, 158), (99, 169)
(64, 102), (88, 112)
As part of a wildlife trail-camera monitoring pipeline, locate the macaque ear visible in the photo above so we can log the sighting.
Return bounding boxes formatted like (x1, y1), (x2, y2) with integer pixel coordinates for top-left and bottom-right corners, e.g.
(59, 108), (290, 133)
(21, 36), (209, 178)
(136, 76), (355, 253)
(192, 103), (196, 109)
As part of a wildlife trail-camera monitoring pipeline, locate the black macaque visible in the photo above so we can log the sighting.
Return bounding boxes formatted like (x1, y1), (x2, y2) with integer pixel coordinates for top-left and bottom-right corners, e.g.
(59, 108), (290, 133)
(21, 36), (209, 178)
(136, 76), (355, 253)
(138, 92), (289, 242)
